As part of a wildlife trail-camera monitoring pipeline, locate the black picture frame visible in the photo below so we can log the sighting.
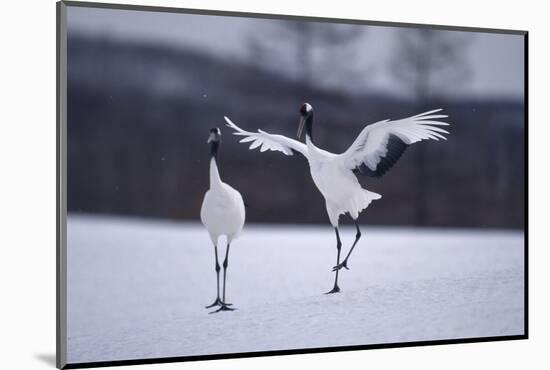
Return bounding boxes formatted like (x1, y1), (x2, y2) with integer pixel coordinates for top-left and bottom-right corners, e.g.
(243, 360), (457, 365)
(56, 1), (528, 368)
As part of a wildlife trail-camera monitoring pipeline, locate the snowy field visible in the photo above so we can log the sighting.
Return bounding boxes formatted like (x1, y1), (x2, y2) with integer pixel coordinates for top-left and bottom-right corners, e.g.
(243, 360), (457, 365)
(66, 215), (524, 364)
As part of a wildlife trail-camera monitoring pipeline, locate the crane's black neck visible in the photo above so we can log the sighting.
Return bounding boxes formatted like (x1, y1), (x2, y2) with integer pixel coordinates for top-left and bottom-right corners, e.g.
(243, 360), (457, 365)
(305, 114), (314, 141)
(209, 141), (219, 160)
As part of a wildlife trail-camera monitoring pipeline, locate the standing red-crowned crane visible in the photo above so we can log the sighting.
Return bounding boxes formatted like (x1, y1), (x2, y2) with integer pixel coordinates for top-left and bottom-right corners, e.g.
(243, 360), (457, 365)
(200, 128), (246, 312)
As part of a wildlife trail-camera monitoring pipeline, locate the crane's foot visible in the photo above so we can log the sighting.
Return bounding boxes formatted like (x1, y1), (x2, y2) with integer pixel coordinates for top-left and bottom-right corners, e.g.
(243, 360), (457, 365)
(205, 298), (233, 309)
(332, 259), (349, 272)
(325, 284), (341, 294)
(209, 303), (236, 314)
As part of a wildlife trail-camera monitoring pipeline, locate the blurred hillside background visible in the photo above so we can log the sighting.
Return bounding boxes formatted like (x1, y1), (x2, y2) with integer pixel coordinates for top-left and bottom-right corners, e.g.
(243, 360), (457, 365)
(66, 6), (525, 229)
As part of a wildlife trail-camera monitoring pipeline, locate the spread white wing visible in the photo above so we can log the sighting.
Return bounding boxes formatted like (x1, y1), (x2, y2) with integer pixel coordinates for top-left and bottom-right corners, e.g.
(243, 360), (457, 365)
(336, 109), (450, 178)
(224, 116), (308, 157)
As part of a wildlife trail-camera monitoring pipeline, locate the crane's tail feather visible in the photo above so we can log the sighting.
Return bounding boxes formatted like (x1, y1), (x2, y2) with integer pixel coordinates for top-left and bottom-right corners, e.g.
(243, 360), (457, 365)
(348, 190), (382, 220)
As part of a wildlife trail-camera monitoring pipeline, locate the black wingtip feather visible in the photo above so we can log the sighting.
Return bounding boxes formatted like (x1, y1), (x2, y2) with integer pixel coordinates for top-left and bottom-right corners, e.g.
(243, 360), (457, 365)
(354, 135), (408, 178)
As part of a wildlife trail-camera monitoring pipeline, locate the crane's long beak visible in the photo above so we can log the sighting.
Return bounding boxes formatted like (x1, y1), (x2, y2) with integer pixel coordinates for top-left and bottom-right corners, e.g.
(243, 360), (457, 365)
(297, 117), (305, 139)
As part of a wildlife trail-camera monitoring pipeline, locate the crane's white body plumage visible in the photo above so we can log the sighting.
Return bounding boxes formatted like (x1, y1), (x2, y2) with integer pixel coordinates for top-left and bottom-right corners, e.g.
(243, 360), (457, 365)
(200, 158), (245, 244)
(304, 138), (381, 226)
(224, 109), (449, 227)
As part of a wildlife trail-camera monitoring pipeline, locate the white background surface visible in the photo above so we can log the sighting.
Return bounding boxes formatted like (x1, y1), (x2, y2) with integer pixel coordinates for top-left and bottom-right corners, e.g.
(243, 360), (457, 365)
(0, 0), (546, 369)
(66, 218), (524, 363)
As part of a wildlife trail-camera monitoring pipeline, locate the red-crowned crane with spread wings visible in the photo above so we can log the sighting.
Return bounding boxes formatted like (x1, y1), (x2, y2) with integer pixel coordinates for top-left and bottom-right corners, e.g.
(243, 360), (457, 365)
(225, 103), (450, 294)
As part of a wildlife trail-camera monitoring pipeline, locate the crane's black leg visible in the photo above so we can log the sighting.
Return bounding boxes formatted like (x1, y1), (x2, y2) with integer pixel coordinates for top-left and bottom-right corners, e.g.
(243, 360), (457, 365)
(210, 243), (236, 313)
(325, 227), (342, 294)
(332, 220), (362, 272)
(205, 244), (223, 308)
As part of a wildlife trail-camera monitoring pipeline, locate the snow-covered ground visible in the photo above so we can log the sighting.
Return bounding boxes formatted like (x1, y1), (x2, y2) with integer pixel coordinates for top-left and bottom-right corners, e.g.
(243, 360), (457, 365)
(66, 215), (524, 364)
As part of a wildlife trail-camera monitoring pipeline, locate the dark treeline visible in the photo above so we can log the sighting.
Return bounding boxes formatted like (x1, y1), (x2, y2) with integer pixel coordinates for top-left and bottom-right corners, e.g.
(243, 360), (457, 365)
(67, 35), (525, 229)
